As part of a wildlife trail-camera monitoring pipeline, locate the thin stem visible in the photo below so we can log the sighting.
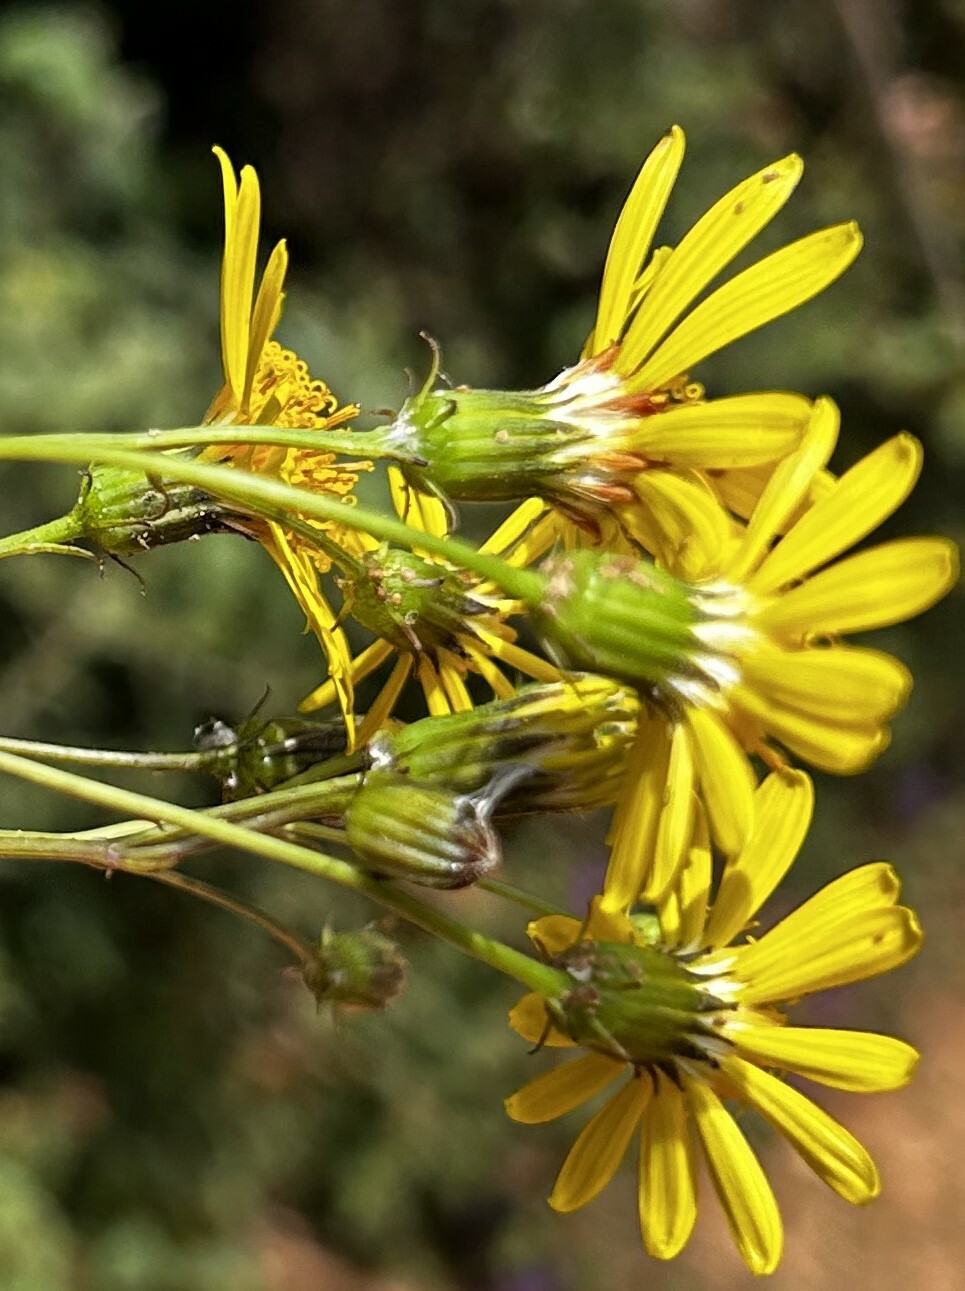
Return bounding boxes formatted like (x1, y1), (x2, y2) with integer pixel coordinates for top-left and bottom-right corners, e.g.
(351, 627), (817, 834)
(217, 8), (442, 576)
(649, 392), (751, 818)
(16, 423), (414, 464)
(0, 437), (547, 603)
(0, 735), (212, 773)
(145, 869), (316, 971)
(0, 751), (565, 996)
(478, 877), (567, 918)
(0, 512), (89, 560)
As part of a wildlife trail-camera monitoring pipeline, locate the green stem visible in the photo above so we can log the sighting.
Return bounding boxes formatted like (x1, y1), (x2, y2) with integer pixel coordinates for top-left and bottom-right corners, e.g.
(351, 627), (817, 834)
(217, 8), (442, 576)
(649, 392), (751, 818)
(9, 423), (412, 464)
(0, 436), (546, 602)
(478, 877), (567, 918)
(0, 751), (564, 996)
(145, 870), (316, 971)
(0, 735), (212, 773)
(0, 511), (88, 559)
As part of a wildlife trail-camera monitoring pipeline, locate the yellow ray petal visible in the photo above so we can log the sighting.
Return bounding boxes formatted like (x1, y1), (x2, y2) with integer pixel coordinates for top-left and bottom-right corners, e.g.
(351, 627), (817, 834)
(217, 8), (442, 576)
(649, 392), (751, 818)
(244, 238), (289, 409)
(525, 914), (582, 957)
(754, 536), (960, 637)
(353, 654), (413, 746)
(627, 468), (735, 580)
(632, 223), (862, 393)
(642, 722), (697, 902)
(593, 126), (686, 353)
(632, 392), (809, 467)
(638, 1070), (697, 1259)
(508, 992), (574, 1048)
(721, 1055), (880, 1202)
(727, 1025), (919, 1093)
(549, 1076), (651, 1212)
(728, 396), (839, 581)
(619, 153), (804, 376)
(505, 1053), (623, 1124)
(685, 1076), (783, 1276)
(729, 891), (921, 1004)
(683, 705), (756, 857)
(703, 767), (813, 950)
(601, 713), (672, 912)
(741, 645), (912, 724)
(299, 638), (393, 713)
(219, 162), (262, 402)
(750, 433), (923, 594)
(730, 679), (891, 774)
(657, 802), (710, 948)
(711, 462), (836, 525)
(479, 497), (548, 556)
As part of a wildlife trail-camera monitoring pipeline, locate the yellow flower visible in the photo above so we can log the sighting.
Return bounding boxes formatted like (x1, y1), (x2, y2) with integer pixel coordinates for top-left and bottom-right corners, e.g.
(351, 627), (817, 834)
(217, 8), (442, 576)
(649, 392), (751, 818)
(397, 126), (857, 541)
(299, 480), (565, 747)
(579, 396), (958, 906)
(201, 147), (374, 733)
(506, 773), (920, 1275)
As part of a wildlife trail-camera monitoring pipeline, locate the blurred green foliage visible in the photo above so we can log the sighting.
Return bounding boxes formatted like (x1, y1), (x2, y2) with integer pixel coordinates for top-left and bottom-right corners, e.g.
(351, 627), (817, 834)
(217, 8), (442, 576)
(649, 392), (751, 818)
(0, 2), (964, 1288)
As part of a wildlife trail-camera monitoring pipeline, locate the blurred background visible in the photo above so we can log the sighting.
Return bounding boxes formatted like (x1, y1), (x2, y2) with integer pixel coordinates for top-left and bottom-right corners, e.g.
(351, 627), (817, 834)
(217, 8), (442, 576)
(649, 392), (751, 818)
(0, 0), (963, 1287)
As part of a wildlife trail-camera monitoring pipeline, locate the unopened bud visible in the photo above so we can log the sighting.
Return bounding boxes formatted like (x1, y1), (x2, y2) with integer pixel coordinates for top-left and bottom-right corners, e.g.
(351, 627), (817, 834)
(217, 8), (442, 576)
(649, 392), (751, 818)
(74, 457), (228, 555)
(304, 925), (406, 1011)
(344, 771), (503, 888)
(370, 674), (638, 813)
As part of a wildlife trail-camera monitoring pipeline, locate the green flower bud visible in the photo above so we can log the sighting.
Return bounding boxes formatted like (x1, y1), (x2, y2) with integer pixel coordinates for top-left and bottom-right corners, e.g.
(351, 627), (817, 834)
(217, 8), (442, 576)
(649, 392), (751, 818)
(344, 771), (504, 888)
(304, 925), (406, 1011)
(341, 544), (490, 654)
(544, 939), (725, 1066)
(393, 352), (657, 511)
(194, 713), (348, 801)
(529, 549), (706, 694)
(370, 674), (638, 813)
(74, 457), (228, 555)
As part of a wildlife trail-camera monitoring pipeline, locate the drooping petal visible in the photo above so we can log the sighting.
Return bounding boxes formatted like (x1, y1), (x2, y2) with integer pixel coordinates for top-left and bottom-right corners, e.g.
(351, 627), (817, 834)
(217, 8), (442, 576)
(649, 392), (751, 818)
(721, 1055), (880, 1203)
(525, 914), (583, 957)
(508, 992), (574, 1048)
(643, 721), (697, 901)
(619, 154), (804, 377)
(638, 1070), (697, 1259)
(749, 433), (923, 594)
(549, 1075), (651, 1212)
(683, 705), (756, 857)
(631, 392), (809, 468)
(353, 654), (414, 746)
(505, 1052), (623, 1124)
(657, 801), (711, 949)
(728, 397), (839, 581)
(727, 1025), (919, 1093)
(632, 224), (862, 394)
(592, 126), (686, 352)
(685, 1076), (783, 1276)
(299, 638), (393, 713)
(628, 468), (736, 580)
(601, 712), (673, 912)
(703, 767), (813, 950)
(753, 536), (960, 637)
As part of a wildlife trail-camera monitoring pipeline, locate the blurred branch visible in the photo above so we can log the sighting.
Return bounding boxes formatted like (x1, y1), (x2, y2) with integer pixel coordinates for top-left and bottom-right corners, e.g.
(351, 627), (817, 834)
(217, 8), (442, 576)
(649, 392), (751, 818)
(829, 0), (965, 349)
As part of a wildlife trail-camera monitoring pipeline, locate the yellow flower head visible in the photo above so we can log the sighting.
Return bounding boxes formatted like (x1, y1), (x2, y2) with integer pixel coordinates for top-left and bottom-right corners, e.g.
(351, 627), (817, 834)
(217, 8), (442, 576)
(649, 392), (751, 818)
(531, 397), (958, 904)
(396, 126), (859, 544)
(507, 774), (920, 1275)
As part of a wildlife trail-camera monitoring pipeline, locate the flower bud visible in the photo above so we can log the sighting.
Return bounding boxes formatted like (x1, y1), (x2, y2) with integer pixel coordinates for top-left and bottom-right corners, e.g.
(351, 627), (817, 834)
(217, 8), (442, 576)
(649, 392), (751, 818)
(74, 457), (229, 555)
(344, 771), (503, 888)
(303, 925), (406, 1010)
(369, 674), (638, 813)
(544, 938), (722, 1066)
